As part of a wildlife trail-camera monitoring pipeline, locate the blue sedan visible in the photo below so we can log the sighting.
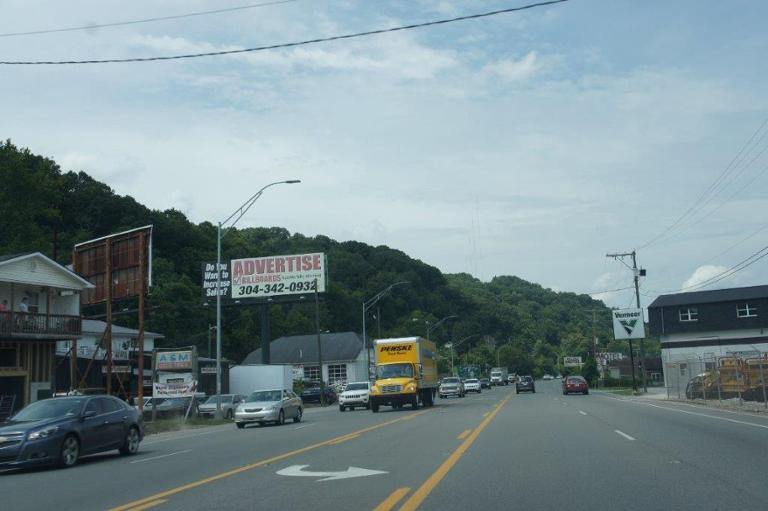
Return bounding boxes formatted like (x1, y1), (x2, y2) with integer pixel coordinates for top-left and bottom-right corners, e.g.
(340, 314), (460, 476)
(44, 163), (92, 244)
(0, 395), (144, 470)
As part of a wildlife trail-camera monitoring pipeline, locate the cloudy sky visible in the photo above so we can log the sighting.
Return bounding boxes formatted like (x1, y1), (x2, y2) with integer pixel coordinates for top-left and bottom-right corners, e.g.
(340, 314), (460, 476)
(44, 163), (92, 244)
(2, 0), (768, 308)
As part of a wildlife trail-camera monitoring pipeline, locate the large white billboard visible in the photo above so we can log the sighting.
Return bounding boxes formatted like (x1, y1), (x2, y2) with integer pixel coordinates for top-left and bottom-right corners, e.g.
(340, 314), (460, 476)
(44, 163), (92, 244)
(612, 308), (645, 340)
(230, 253), (326, 299)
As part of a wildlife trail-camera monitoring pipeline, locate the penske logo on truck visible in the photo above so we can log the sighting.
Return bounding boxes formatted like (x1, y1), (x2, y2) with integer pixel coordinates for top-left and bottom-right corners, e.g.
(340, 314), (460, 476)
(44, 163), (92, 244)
(379, 345), (412, 352)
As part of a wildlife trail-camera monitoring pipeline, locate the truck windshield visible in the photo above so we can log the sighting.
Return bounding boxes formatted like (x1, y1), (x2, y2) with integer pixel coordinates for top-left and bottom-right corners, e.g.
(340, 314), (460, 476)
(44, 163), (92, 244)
(376, 363), (414, 379)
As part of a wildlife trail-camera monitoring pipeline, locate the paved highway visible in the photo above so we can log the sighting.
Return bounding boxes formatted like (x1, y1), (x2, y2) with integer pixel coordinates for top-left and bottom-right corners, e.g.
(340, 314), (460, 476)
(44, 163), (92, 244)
(2, 381), (768, 511)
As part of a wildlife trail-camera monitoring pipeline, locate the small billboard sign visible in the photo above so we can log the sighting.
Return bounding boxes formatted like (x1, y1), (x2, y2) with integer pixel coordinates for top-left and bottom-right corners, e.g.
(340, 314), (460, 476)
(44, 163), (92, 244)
(153, 380), (197, 398)
(612, 308), (645, 340)
(201, 262), (231, 302)
(563, 356), (583, 367)
(156, 350), (193, 370)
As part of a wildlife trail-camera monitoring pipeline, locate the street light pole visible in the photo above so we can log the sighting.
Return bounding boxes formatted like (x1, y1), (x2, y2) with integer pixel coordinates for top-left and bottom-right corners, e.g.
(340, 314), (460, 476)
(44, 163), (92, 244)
(426, 315), (458, 341)
(362, 281), (409, 380)
(214, 179), (300, 419)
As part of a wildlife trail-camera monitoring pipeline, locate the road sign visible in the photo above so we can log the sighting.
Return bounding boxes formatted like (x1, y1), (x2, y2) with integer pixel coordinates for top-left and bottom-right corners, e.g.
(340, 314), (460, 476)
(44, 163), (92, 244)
(612, 308), (645, 339)
(563, 356), (583, 367)
(276, 465), (388, 481)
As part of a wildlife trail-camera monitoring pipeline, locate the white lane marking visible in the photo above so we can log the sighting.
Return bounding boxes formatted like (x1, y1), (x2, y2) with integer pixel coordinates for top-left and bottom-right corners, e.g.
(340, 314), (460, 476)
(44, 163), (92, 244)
(645, 403), (768, 430)
(295, 423), (316, 430)
(130, 449), (192, 464)
(578, 411), (588, 416)
(614, 430), (636, 441)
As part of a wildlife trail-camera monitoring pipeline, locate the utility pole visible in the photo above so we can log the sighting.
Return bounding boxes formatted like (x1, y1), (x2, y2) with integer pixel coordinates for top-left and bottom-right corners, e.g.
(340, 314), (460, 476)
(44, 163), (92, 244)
(606, 250), (647, 393)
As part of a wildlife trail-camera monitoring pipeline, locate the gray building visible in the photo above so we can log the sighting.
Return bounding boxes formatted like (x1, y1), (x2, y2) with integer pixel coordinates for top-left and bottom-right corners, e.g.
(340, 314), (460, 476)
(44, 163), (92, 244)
(243, 332), (370, 386)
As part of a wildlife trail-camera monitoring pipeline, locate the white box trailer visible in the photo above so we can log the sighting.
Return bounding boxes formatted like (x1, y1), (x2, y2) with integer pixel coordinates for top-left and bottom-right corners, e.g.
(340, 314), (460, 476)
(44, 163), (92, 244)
(229, 365), (293, 396)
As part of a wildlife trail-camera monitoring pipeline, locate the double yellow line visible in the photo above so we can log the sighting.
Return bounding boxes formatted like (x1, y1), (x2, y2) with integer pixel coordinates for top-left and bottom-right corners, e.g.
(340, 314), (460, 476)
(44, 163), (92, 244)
(374, 394), (512, 511)
(110, 410), (427, 511)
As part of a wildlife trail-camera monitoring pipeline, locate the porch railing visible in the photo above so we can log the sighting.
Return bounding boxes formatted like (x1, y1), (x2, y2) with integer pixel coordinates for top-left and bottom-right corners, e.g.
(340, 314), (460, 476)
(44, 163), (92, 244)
(0, 311), (82, 337)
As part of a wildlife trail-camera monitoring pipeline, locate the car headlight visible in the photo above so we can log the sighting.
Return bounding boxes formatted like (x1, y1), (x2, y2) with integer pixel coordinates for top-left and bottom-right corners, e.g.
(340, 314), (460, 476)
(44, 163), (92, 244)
(28, 426), (59, 440)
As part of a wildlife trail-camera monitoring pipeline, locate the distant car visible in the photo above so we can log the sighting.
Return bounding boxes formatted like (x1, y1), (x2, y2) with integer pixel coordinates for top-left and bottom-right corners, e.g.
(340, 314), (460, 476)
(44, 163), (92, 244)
(516, 376), (536, 394)
(197, 394), (245, 420)
(507, 374), (517, 384)
(480, 378), (492, 389)
(0, 395), (144, 469)
(542, 374), (554, 381)
(339, 382), (371, 411)
(555, 374), (562, 379)
(439, 377), (465, 398)
(463, 378), (482, 393)
(235, 389), (303, 428)
(301, 381), (337, 404)
(563, 376), (589, 395)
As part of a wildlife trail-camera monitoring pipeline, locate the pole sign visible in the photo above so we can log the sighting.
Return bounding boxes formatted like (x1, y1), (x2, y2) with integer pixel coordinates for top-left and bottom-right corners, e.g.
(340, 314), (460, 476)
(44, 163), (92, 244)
(156, 350), (193, 370)
(612, 308), (645, 340)
(230, 253), (326, 299)
(563, 356), (583, 367)
(202, 262), (231, 302)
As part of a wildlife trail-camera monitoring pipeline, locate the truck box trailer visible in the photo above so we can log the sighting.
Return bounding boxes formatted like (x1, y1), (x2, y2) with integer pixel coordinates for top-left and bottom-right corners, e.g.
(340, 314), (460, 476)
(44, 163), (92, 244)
(370, 337), (438, 412)
(229, 364), (293, 396)
(490, 367), (509, 386)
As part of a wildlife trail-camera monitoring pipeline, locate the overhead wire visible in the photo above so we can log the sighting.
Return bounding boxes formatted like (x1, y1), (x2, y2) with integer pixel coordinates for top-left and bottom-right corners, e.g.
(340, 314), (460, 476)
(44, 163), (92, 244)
(0, 0), (569, 65)
(636, 118), (768, 250)
(0, 0), (301, 38)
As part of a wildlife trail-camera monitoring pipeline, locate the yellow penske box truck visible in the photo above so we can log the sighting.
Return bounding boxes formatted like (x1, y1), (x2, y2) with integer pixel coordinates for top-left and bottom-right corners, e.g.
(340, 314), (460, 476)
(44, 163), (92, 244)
(369, 337), (438, 412)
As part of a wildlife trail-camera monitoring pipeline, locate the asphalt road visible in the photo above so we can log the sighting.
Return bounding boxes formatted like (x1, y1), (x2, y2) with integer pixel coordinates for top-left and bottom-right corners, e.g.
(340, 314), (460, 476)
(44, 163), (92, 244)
(2, 381), (768, 511)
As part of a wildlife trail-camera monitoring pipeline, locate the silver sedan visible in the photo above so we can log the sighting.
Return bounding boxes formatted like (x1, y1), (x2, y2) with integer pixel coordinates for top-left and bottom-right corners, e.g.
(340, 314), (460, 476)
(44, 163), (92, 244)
(234, 389), (303, 428)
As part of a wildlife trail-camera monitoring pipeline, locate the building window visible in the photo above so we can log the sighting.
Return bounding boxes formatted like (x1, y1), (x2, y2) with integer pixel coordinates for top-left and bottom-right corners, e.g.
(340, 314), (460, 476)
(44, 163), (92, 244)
(737, 303), (757, 318)
(328, 364), (347, 386)
(303, 366), (320, 381)
(679, 308), (698, 322)
(679, 363), (687, 377)
(705, 362), (716, 372)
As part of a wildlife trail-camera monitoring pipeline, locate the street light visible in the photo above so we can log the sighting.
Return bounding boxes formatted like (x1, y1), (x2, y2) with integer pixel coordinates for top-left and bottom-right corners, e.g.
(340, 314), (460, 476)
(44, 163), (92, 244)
(426, 315), (458, 341)
(446, 334), (480, 375)
(214, 179), (301, 419)
(362, 281), (409, 380)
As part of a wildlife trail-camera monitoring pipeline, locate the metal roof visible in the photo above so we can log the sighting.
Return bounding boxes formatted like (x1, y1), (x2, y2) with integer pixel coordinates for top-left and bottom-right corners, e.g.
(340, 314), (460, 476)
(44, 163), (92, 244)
(0, 252), (33, 263)
(242, 332), (366, 365)
(648, 284), (768, 308)
(82, 319), (163, 339)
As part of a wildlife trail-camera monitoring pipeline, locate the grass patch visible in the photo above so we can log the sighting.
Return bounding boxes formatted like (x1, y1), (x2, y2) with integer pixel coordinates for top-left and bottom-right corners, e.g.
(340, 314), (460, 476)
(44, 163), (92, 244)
(596, 387), (635, 396)
(144, 416), (231, 435)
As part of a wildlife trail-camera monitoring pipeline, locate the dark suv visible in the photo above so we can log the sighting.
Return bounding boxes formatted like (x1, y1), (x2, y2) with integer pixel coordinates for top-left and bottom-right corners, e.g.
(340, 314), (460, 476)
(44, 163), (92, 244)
(516, 376), (536, 394)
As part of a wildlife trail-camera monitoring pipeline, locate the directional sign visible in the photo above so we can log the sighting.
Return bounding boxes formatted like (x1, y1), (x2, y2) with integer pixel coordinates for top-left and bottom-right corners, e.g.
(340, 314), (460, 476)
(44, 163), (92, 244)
(276, 465), (388, 482)
(563, 356), (582, 367)
(612, 308), (645, 340)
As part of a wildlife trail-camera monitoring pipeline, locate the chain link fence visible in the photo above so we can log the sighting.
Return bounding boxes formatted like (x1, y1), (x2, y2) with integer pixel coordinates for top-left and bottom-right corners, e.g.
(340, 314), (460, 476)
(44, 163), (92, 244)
(664, 354), (768, 410)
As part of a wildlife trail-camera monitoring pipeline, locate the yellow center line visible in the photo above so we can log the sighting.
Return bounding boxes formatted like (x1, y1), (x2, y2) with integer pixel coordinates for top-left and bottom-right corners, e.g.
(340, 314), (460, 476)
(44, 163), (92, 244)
(109, 410), (428, 511)
(482, 412), (489, 417)
(373, 488), (411, 511)
(397, 395), (512, 511)
(124, 499), (167, 511)
(329, 433), (361, 445)
(457, 429), (472, 440)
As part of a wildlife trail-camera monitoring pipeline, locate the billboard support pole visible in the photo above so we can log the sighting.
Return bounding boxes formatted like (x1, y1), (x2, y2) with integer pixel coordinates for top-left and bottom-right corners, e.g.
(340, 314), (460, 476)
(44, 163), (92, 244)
(215, 223), (223, 420)
(106, 238), (113, 395)
(315, 280), (325, 407)
(137, 231), (146, 413)
(261, 303), (271, 365)
(151, 349), (157, 423)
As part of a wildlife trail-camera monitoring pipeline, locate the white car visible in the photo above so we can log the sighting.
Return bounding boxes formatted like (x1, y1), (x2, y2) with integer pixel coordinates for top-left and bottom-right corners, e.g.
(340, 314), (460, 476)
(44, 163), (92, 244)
(543, 374), (554, 381)
(463, 378), (482, 393)
(339, 381), (371, 411)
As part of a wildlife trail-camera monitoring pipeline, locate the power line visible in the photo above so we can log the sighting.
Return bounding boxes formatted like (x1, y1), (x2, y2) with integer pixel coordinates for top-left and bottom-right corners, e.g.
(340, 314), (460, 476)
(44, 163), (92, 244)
(0, 0), (301, 38)
(0, 0), (569, 65)
(637, 118), (768, 250)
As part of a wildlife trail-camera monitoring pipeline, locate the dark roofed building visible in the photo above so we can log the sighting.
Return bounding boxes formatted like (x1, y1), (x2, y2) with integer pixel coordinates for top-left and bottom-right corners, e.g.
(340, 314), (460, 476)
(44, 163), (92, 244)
(242, 332), (370, 386)
(648, 284), (768, 393)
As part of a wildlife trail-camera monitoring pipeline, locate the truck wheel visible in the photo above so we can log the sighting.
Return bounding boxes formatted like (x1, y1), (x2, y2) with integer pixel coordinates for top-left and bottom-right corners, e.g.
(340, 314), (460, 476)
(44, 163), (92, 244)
(371, 402), (379, 413)
(339, 405), (345, 412)
(412, 398), (419, 410)
(365, 401), (371, 410)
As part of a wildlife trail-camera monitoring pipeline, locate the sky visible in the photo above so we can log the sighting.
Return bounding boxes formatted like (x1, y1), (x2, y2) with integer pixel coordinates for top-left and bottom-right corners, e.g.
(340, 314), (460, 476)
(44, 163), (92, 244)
(2, 0), (768, 309)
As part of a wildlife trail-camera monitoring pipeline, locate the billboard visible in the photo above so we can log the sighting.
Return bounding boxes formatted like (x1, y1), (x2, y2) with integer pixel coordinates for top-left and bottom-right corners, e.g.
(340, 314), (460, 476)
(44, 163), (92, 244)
(201, 262), (231, 302)
(230, 253), (326, 299)
(153, 380), (197, 398)
(156, 350), (193, 370)
(612, 308), (645, 340)
(73, 225), (153, 305)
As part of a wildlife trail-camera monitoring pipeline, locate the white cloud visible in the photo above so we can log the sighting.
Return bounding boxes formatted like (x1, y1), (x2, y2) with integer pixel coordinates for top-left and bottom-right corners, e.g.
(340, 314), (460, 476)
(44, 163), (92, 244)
(482, 52), (542, 82)
(681, 265), (728, 290)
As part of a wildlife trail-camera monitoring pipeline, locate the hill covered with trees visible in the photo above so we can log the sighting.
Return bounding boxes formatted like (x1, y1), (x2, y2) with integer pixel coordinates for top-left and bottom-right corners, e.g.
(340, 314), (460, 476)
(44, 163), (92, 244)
(1, 140), (626, 376)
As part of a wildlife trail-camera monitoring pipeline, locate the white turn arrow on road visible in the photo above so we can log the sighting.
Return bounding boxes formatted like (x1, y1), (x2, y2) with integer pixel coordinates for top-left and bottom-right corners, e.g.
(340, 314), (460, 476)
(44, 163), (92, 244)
(276, 464), (388, 482)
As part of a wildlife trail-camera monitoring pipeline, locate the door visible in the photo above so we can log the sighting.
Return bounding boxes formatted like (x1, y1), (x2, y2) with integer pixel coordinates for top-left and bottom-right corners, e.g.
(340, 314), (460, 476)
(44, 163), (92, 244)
(0, 375), (26, 420)
(79, 398), (108, 453)
(283, 390), (297, 418)
(97, 397), (128, 449)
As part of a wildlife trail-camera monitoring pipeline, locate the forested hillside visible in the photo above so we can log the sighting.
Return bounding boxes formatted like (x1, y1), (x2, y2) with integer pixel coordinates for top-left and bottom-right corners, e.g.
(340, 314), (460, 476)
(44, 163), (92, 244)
(1, 140), (623, 375)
